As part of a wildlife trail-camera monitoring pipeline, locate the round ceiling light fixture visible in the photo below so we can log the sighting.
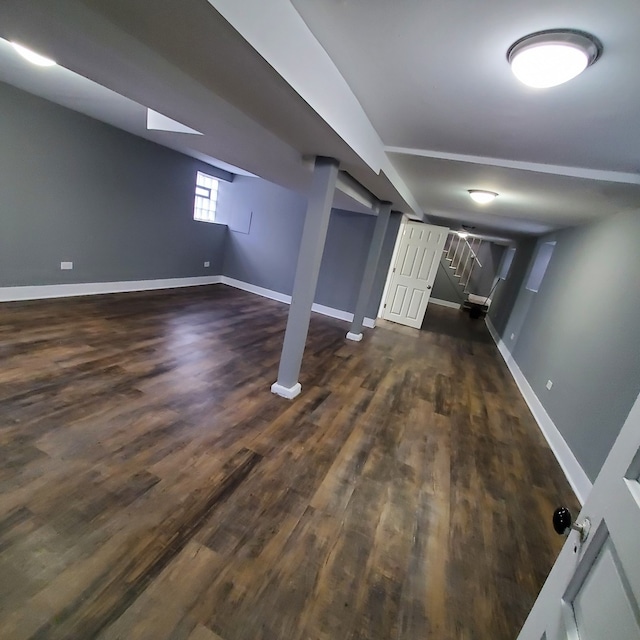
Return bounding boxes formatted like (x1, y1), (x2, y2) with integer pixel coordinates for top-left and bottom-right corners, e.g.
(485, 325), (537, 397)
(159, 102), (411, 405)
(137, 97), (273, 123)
(468, 190), (498, 204)
(507, 29), (602, 88)
(11, 42), (57, 67)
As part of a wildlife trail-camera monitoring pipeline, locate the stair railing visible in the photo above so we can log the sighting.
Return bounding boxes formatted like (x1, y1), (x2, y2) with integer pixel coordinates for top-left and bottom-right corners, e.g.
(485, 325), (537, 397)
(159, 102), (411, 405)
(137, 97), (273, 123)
(462, 238), (482, 293)
(444, 234), (484, 293)
(450, 235), (462, 267)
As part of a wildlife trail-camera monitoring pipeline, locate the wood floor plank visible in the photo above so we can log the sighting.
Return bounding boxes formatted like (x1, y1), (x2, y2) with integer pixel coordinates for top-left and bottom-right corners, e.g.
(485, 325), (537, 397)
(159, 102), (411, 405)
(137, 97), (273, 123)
(0, 285), (579, 639)
(186, 625), (225, 640)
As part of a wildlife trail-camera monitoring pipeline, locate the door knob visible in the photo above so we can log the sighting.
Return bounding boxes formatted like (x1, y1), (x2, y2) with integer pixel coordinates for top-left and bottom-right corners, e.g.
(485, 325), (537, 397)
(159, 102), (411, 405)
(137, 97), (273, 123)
(553, 507), (591, 542)
(427, 285), (432, 290)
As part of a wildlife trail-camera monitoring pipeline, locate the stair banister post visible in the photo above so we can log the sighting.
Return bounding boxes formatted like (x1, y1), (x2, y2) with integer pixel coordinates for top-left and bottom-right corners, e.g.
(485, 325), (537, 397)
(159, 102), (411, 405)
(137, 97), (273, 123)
(459, 240), (469, 276)
(452, 235), (461, 268)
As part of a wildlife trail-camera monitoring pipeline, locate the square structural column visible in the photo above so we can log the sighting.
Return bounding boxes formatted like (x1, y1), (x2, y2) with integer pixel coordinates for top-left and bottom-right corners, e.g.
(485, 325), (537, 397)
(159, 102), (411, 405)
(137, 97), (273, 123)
(346, 202), (392, 341)
(271, 157), (339, 399)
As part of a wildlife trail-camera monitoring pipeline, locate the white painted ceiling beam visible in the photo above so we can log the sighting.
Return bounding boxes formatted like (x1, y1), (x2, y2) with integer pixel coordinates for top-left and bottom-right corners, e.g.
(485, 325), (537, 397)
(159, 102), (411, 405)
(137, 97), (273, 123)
(386, 146), (640, 186)
(209, 0), (386, 173)
(208, 0), (423, 216)
(335, 171), (379, 212)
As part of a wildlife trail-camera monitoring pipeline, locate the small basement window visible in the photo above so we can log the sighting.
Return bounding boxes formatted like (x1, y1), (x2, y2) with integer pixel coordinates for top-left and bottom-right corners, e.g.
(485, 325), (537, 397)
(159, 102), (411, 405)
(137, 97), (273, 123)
(526, 241), (556, 292)
(193, 171), (219, 223)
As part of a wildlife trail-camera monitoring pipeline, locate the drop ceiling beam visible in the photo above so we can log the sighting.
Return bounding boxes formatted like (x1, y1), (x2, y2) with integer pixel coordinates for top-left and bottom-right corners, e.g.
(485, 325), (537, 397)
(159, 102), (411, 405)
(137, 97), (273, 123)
(386, 146), (640, 185)
(335, 171), (380, 212)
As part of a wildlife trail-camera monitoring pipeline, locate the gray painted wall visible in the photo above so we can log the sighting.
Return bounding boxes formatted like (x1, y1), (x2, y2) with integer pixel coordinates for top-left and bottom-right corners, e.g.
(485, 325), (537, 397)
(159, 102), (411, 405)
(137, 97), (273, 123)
(0, 80), (400, 322)
(219, 176), (400, 318)
(432, 259), (465, 305)
(0, 82), (227, 286)
(217, 175), (306, 293)
(316, 209), (374, 314)
(367, 212), (403, 318)
(469, 242), (505, 297)
(489, 211), (640, 481)
(488, 238), (537, 337)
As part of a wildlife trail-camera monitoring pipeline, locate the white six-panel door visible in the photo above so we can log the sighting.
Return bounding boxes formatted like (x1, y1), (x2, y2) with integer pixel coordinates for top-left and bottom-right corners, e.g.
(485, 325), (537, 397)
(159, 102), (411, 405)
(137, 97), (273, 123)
(382, 222), (449, 329)
(518, 392), (640, 640)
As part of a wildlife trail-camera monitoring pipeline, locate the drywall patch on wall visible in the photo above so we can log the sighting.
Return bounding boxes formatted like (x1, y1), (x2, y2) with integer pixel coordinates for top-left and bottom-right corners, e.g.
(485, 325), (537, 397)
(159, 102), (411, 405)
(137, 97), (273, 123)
(229, 209), (253, 234)
(218, 176), (307, 295)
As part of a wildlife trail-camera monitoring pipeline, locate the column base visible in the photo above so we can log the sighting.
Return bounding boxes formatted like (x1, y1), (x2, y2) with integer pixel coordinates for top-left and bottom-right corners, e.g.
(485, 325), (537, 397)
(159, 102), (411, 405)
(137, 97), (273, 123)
(270, 381), (302, 399)
(346, 331), (363, 342)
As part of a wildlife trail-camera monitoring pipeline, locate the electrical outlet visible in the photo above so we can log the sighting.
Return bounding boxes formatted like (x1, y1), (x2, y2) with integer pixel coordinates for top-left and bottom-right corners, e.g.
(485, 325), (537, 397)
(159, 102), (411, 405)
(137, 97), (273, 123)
(546, 380), (553, 390)
(204, 261), (210, 268)
(510, 333), (515, 340)
(60, 261), (73, 270)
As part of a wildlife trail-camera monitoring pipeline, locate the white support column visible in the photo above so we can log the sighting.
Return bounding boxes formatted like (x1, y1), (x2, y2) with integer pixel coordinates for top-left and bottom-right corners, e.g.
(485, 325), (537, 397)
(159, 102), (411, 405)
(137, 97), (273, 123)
(271, 157), (339, 399)
(346, 202), (392, 341)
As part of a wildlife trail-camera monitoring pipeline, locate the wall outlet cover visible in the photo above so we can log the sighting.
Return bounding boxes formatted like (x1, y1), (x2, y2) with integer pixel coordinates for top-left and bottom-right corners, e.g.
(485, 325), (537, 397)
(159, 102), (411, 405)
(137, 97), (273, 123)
(546, 380), (553, 390)
(204, 261), (210, 267)
(510, 333), (515, 340)
(60, 261), (73, 270)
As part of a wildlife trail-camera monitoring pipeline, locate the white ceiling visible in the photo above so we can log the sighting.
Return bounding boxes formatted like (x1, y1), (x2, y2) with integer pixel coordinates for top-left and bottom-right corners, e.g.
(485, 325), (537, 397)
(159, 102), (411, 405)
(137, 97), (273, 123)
(293, 0), (640, 172)
(1, 0), (639, 237)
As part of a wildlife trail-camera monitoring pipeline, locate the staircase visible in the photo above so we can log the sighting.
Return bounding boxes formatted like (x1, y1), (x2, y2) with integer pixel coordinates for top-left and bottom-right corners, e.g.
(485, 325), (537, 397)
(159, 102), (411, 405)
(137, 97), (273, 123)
(443, 233), (483, 294)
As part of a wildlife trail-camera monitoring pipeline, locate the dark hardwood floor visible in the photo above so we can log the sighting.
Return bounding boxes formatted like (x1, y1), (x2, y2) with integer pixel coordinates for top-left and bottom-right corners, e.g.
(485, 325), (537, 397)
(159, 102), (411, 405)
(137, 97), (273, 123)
(0, 285), (579, 640)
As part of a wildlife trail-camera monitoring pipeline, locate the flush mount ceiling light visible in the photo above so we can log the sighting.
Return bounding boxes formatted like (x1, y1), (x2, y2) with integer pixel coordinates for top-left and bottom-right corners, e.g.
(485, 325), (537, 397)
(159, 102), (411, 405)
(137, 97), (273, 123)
(11, 42), (57, 67)
(507, 29), (602, 88)
(457, 231), (469, 238)
(468, 190), (498, 204)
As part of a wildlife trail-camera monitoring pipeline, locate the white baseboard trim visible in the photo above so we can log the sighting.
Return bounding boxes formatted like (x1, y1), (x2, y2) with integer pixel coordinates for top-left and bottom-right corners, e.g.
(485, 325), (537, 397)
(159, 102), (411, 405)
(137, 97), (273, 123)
(430, 297), (461, 310)
(220, 276), (376, 328)
(485, 317), (592, 505)
(0, 276), (223, 302)
(346, 331), (363, 342)
(311, 303), (375, 329)
(271, 381), (302, 399)
(1, 274), (378, 330)
(220, 276), (290, 305)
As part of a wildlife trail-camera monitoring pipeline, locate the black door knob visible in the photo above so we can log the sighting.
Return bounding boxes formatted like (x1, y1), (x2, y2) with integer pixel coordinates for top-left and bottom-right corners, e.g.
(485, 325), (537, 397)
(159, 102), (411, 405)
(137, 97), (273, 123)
(553, 506), (572, 535)
(552, 506), (591, 542)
